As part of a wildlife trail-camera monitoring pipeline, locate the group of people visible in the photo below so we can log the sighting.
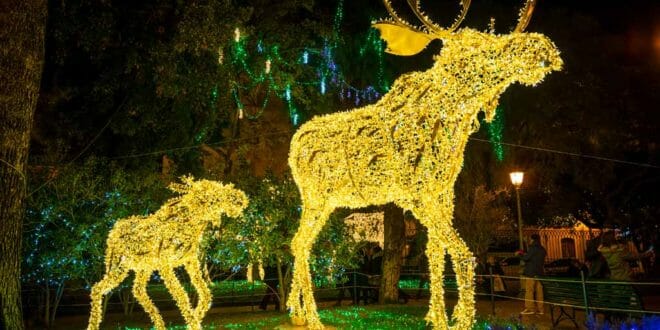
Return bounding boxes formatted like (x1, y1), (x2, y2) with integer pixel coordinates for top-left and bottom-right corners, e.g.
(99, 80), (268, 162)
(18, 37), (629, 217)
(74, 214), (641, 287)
(475, 234), (547, 315)
(258, 230), (654, 313)
(517, 231), (653, 315)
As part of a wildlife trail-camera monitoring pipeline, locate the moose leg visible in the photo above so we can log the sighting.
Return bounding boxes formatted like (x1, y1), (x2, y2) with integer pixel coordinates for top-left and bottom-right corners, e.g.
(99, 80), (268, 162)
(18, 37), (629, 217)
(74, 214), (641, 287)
(160, 267), (200, 330)
(186, 260), (212, 322)
(421, 194), (476, 330)
(287, 205), (331, 329)
(133, 270), (166, 330)
(87, 269), (128, 330)
(413, 205), (450, 330)
(441, 223), (476, 330)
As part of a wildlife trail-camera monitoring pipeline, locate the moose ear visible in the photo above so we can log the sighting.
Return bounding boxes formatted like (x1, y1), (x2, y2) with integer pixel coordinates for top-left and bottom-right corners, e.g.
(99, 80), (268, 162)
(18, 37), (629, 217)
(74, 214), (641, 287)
(373, 22), (436, 56)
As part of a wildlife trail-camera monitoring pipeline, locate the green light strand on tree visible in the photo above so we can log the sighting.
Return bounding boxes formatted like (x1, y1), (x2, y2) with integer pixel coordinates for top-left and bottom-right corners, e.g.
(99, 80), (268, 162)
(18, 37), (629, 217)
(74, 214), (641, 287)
(487, 107), (505, 162)
(222, 0), (389, 125)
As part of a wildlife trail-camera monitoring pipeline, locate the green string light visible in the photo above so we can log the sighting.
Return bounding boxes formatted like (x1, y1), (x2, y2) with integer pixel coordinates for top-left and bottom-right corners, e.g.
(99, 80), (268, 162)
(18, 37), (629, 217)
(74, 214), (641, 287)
(222, 0), (389, 125)
(486, 107), (505, 162)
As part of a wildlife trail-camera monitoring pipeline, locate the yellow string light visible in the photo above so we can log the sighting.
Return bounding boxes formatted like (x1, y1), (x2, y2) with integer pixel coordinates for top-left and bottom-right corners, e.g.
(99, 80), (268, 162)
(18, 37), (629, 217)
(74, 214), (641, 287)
(265, 59), (271, 74)
(247, 263), (254, 282)
(234, 27), (241, 42)
(286, 1), (562, 328)
(87, 176), (248, 330)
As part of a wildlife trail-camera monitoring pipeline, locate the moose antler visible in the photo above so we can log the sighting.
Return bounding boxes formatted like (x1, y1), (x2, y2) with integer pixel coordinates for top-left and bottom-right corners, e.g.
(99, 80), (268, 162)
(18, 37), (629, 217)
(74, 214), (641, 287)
(406, 0), (471, 35)
(513, 0), (537, 32)
(374, 0), (538, 55)
(381, 0), (423, 32)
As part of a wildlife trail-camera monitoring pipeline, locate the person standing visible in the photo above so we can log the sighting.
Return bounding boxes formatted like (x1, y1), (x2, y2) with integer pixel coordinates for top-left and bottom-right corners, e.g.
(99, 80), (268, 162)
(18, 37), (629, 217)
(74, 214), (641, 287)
(519, 234), (547, 315)
(598, 231), (636, 281)
(485, 256), (507, 295)
(585, 234), (611, 279)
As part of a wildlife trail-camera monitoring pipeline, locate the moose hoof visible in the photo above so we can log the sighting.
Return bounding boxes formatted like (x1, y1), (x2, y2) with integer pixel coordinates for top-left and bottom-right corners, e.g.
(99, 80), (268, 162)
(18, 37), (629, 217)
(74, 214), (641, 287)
(290, 315), (307, 326)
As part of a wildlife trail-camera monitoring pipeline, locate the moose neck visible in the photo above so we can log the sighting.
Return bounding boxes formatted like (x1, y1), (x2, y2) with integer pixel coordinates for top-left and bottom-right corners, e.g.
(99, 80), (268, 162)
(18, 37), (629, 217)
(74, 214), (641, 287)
(378, 54), (506, 135)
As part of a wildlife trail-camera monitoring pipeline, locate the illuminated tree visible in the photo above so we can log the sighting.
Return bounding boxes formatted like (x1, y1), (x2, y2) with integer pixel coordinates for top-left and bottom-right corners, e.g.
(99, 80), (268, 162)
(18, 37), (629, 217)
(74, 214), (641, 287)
(23, 159), (167, 326)
(0, 1), (47, 329)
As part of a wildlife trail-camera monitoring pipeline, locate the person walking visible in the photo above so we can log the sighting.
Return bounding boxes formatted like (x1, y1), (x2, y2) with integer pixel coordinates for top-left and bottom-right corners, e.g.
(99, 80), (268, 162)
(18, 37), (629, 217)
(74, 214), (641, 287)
(518, 234), (547, 315)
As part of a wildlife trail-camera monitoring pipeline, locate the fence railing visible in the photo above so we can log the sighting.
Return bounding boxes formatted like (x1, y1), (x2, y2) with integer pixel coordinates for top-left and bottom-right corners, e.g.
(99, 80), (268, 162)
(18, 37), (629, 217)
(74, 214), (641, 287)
(405, 270), (660, 320)
(22, 270), (660, 322)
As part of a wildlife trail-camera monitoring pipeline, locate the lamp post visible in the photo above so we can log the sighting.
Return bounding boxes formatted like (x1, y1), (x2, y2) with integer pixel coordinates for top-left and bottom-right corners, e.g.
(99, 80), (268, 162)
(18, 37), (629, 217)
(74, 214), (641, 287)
(510, 171), (524, 251)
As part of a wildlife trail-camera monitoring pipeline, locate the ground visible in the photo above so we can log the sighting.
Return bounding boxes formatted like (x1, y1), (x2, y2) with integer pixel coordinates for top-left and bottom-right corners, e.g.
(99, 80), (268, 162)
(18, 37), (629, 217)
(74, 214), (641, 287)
(49, 296), (591, 330)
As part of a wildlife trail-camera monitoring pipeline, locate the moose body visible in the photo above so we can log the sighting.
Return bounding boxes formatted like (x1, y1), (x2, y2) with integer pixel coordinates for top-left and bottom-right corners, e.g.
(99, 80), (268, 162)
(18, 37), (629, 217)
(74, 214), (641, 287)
(105, 214), (204, 270)
(87, 178), (248, 330)
(291, 30), (561, 207)
(286, 1), (562, 329)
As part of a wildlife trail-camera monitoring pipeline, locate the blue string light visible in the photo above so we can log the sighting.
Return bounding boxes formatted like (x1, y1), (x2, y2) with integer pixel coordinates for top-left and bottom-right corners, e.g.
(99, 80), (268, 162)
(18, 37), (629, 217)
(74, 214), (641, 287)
(223, 0), (390, 125)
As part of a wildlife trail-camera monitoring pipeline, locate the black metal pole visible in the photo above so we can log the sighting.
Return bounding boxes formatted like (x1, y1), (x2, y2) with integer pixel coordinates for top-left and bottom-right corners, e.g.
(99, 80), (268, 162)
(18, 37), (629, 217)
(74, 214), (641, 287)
(489, 268), (495, 315)
(580, 270), (589, 314)
(353, 271), (358, 305)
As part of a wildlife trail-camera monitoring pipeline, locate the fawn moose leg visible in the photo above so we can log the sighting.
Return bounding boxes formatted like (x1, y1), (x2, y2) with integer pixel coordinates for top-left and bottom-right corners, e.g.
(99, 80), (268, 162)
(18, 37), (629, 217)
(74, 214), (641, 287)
(161, 267), (200, 330)
(442, 223), (476, 330)
(186, 261), (212, 322)
(87, 270), (128, 330)
(287, 206), (331, 329)
(132, 270), (166, 330)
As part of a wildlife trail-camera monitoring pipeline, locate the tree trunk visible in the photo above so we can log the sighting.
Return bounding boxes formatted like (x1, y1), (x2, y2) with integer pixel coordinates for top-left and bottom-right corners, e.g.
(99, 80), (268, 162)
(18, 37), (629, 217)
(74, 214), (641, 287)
(276, 258), (286, 312)
(379, 203), (405, 304)
(46, 281), (64, 327)
(0, 1), (47, 329)
(119, 288), (133, 316)
(44, 283), (49, 328)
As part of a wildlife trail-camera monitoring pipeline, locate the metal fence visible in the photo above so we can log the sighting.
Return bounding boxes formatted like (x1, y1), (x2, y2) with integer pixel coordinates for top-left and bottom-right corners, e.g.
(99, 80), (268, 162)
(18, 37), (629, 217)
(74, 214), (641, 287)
(23, 270), (660, 327)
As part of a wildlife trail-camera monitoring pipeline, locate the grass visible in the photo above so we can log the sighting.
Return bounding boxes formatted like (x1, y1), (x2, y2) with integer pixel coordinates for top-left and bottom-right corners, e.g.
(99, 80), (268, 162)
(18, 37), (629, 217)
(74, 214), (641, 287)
(119, 305), (532, 329)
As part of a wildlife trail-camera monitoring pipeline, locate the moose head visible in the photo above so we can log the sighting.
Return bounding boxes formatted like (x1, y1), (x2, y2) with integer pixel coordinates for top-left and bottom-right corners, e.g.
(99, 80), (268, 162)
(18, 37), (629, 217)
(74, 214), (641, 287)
(373, 0), (562, 121)
(166, 176), (249, 223)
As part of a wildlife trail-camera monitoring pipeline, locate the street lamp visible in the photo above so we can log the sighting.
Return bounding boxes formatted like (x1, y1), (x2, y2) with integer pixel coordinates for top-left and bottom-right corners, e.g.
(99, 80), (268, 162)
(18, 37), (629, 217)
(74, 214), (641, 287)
(510, 171), (524, 251)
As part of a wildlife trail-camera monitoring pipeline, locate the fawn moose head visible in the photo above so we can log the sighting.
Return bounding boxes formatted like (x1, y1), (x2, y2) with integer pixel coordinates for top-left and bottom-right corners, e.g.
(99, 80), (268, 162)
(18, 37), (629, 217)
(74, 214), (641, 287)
(373, 0), (562, 119)
(166, 176), (248, 223)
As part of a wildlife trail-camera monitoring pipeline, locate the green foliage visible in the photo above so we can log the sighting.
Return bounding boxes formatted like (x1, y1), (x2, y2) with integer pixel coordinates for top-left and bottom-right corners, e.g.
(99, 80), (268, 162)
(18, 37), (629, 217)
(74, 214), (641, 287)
(203, 173), (301, 273)
(202, 170), (357, 282)
(23, 158), (168, 287)
(536, 210), (595, 228)
(22, 157), (168, 324)
(454, 185), (512, 258)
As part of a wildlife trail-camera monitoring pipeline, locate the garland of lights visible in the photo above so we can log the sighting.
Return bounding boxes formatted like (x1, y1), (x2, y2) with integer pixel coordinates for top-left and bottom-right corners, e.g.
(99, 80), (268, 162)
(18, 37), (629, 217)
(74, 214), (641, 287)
(487, 108), (505, 162)
(285, 0), (562, 329)
(87, 176), (248, 330)
(222, 0), (389, 126)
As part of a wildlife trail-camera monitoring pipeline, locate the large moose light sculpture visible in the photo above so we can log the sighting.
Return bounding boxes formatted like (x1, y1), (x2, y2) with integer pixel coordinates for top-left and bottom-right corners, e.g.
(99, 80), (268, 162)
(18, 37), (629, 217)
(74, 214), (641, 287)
(286, 0), (562, 329)
(87, 177), (248, 330)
